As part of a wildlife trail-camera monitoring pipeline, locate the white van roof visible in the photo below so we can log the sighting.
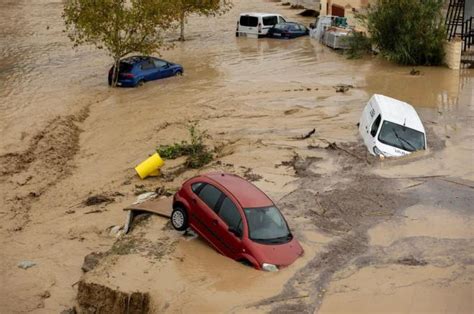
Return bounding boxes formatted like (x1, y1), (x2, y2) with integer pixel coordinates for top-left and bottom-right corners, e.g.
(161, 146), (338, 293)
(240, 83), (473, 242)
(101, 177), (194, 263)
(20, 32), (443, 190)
(371, 94), (425, 132)
(239, 12), (282, 17)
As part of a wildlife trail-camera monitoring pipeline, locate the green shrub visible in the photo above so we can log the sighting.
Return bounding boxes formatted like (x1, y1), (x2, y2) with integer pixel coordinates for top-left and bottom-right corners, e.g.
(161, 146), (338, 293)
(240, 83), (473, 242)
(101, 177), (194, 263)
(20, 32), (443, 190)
(364, 0), (445, 65)
(157, 123), (213, 169)
(346, 31), (372, 59)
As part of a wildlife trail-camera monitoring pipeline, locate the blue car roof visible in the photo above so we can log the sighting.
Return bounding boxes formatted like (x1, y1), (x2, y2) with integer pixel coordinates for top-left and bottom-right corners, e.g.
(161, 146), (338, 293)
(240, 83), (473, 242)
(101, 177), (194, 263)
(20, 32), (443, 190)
(122, 56), (155, 65)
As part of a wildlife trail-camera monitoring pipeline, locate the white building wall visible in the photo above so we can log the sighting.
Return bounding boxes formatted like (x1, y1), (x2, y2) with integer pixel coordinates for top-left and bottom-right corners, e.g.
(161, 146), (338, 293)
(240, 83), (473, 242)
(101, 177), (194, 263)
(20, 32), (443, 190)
(288, 0), (321, 11)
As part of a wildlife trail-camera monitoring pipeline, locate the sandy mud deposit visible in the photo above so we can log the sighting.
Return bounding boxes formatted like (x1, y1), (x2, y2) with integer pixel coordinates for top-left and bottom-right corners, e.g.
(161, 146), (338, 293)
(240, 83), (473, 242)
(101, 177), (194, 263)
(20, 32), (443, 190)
(0, 0), (473, 313)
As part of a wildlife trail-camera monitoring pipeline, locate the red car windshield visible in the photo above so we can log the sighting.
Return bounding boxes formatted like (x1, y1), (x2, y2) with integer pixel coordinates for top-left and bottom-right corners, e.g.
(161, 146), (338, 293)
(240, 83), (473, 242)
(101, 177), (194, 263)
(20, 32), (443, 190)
(244, 206), (291, 244)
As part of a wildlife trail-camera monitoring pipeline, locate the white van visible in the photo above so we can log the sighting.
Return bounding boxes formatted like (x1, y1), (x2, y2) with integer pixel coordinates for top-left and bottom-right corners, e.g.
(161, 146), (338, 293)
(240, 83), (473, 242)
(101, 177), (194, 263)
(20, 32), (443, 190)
(236, 13), (287, 38)
(359, 94), (427, 157)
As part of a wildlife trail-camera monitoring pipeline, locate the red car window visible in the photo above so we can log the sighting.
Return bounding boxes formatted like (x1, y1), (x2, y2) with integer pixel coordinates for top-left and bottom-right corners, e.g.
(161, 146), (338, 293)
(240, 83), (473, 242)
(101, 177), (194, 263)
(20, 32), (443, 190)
(191, 182), (205, 193)
(218, 197), (242, 235)
(197, 184), (222, 212)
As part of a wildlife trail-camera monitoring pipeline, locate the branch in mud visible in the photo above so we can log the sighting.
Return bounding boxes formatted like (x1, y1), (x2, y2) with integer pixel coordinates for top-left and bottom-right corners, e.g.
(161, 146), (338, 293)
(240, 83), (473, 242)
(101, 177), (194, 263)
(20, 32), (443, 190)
(308, 139), (371, 164)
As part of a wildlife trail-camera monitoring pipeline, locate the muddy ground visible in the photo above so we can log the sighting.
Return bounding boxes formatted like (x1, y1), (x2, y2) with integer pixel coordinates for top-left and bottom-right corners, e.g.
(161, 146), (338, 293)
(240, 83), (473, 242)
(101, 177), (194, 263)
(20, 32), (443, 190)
(0, 0), (473, 313)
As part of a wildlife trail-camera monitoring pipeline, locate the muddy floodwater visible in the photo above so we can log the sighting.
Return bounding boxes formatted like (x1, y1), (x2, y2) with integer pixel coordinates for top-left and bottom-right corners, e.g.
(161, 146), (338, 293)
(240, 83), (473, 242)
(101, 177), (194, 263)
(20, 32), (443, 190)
(0, 0), (473, 313)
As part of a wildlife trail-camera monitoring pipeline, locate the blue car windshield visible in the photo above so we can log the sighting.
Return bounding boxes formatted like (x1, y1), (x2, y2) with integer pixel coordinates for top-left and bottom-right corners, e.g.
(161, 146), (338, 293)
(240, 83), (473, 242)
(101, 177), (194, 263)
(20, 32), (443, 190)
(243, 206), (291, 244)
(274, 23), (290, 30)
(378, 120), (425, 152)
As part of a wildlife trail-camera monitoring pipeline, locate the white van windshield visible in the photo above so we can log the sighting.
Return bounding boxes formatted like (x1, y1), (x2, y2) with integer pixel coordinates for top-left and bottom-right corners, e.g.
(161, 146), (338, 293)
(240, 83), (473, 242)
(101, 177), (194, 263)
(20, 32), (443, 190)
(240, 16), (258, 27)
(378, 120), (425, 152)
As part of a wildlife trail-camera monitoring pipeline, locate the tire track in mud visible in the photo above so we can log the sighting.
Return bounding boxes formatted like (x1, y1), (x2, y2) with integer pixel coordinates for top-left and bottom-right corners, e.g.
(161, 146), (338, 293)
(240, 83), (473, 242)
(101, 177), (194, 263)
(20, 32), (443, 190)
(252, 137), (471, 313)
(250, 146), (418, 313)
(0, 106), (90, 231)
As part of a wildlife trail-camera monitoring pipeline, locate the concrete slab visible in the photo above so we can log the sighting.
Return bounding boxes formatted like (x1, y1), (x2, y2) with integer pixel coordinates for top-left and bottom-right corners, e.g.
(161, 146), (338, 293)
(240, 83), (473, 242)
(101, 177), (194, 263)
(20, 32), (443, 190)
(123, 197), (173, 233)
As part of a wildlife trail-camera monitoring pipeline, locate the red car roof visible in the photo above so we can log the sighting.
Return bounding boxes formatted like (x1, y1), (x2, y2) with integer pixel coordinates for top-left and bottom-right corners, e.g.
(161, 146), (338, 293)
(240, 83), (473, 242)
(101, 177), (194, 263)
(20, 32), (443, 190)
(203, 172), (273, 208)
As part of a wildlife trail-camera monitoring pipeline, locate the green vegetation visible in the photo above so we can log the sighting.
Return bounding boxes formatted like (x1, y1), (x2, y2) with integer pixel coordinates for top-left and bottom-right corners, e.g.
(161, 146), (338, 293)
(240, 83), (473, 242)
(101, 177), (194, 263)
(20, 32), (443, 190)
(345, 31), (372, 59)
(172, 0), (232, 41)
(63, 0), (178, 87)
(360, 0), (445, 65)
(157, 123), (213, 169)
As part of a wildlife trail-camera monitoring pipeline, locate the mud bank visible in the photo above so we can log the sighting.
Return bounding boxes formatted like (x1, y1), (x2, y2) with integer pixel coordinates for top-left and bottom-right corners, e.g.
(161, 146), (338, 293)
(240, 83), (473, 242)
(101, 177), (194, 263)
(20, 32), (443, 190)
(77, 281), (150, 314)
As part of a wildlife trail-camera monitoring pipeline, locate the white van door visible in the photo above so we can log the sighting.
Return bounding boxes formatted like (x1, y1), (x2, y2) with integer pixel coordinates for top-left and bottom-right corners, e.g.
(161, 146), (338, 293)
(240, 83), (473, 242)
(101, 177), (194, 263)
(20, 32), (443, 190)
(360, 101), (381, 153)
(366, 114), (382, 152)
(261, 15), (280, 34)
(239, 15), (259, 37)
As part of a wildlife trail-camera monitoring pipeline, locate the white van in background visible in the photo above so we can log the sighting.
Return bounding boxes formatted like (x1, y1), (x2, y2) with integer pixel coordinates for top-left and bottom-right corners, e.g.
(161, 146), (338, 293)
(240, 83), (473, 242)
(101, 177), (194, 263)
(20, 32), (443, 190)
(236, 13), (287, 38)
(359, 94), (427, 157)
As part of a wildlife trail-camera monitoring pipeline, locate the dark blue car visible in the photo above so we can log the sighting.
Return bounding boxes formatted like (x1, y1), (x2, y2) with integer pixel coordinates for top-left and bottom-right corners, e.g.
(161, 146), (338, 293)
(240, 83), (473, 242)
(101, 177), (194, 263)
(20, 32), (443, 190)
(108, 56), (183, 87)
(267, 22), (309, 39)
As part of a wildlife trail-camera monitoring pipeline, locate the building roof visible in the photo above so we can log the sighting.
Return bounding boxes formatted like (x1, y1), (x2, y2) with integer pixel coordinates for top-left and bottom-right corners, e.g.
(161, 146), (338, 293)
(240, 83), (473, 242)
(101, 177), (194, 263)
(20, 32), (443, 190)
(204, 172), (273, 208)
(372, 94), (425, 132)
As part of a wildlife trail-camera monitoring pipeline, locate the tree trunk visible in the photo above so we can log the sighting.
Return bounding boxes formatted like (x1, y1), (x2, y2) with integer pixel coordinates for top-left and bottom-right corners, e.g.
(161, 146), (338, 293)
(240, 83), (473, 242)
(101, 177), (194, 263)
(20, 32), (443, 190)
(112, 58), (120, 87)
(179, 11), (185, 41)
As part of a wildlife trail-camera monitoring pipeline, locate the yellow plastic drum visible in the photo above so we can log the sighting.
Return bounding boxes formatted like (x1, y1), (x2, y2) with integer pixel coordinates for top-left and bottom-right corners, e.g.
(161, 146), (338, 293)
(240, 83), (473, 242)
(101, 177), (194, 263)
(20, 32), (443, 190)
(135, 152), (164, 179)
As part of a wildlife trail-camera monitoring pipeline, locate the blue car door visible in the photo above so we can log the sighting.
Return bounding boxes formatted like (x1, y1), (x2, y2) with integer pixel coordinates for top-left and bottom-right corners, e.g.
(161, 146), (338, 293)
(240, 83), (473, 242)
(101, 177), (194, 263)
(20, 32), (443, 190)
(153, 59), (173, 79)
(140, 59), (157, 81)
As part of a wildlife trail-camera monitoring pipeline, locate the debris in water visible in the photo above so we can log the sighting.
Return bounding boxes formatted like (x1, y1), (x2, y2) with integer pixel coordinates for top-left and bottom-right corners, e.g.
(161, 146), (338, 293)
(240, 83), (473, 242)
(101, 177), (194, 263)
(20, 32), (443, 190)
(84, 209), (103, 215)
(109, 225), (123, 237)
(60, 307), (76, 314)
(334, 84), (354, 93)
(83, 195), (114, 206)
(81, 252), (105, 273)
(299, 128), (316, 140)
(40, 291), (51, 299)
(18, 260), (37, 269)
(243, 168), (263, 182)
(155, 186), (173, 197)
(133, 192), (157, 204)
(284, 108), (300, 115)
(410, 68), (421, 76)
(397, 256), (428, 266)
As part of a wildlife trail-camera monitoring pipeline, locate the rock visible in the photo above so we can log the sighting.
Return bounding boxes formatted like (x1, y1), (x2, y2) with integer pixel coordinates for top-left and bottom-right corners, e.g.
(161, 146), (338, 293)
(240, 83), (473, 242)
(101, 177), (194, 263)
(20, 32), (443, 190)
(18, 260), (37, 269)
(77, 281), (150, 314)
(81, 252), (105, 273)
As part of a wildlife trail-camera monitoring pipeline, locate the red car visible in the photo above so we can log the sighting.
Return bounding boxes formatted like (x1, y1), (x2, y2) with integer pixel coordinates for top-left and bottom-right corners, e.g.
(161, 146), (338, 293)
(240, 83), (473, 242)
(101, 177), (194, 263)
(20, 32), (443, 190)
(171, 172), (303, 271)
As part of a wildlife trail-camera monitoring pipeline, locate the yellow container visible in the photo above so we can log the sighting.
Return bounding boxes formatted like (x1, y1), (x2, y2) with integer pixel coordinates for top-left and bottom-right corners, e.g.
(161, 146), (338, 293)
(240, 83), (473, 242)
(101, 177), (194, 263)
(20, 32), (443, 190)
(135, 152), (164, 179)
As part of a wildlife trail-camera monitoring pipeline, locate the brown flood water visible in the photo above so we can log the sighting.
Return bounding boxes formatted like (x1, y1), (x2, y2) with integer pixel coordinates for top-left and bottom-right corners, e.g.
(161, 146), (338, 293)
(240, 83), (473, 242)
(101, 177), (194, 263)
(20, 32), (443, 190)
(0, 0), (473, 313)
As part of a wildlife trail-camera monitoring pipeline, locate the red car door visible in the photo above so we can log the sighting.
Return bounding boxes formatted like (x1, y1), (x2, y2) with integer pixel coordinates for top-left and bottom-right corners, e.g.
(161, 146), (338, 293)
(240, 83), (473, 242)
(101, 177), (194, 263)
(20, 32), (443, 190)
(213, 196), (244, 259)
(192, 183), (229, 254)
